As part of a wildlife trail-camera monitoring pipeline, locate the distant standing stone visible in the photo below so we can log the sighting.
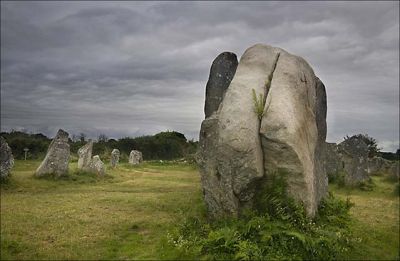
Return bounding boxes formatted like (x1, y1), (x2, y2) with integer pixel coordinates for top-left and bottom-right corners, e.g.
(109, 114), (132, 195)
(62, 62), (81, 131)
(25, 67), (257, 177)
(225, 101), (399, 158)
(78, 140), (93, 170)
(204, 52), (238, 118)
(0, 136), (14, 181)
(35, 129), (70, 177)
(337, 136), (369, 186)
(129, 150), (143, 165)
(89, 155), (106, 176)
(111, 149), (120, 168)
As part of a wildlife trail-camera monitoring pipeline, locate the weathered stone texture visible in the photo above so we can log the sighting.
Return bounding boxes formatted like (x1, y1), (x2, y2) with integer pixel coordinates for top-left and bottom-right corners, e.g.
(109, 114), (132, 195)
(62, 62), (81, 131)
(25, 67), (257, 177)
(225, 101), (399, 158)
(129, 150), (143, 165)
(0, 136), (14, 180)
(111, 149), (120, 168)
(78, 140), (93, 170)
(88, 155), (106, 176)
(35, 129), (70, 177)
(337, 136), (369, 185)
(198, 44), (328, 218)
(324, 142), (342, 179)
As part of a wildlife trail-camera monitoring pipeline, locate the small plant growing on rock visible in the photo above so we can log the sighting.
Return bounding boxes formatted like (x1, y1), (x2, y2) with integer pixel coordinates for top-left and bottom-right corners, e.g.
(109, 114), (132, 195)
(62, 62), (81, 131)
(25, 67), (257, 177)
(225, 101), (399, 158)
(252, 88), (265, 120)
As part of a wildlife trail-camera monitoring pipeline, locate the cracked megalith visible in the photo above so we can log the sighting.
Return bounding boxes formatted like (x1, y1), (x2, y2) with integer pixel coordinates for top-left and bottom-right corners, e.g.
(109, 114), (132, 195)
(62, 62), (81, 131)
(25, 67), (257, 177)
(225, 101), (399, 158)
(198, 44), (328, 218)
(78, 140), (93, 170)
(35, 129), (70, 177)
(111, 149), (120, 168)
(0, 136), (14, 181)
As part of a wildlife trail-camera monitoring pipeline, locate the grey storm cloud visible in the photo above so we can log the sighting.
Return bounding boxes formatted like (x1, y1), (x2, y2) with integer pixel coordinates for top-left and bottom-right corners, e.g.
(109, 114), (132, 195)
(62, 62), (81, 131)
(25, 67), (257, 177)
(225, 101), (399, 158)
(1, 1), (399, 151)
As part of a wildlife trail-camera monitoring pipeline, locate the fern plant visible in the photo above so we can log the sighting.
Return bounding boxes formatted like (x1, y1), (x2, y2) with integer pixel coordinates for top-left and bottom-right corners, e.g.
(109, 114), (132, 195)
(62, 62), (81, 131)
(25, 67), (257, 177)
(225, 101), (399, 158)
(252, 88), (265, 120)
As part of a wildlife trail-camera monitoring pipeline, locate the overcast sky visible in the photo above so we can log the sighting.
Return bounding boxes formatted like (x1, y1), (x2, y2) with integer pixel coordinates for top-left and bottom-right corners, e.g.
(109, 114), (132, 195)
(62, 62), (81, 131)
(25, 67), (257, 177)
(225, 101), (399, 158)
(1, 1), (399, 151)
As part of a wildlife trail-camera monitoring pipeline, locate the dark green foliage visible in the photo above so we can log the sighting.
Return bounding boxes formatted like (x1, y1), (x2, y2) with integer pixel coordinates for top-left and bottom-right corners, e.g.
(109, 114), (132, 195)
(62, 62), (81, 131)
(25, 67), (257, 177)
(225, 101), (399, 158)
(1, 131), (50, 159)
(327, 170), (346, 186)
(1, 130), (198, 161)
(344, 133), (380, 158)
(378, 151), (400, 161)
(117, 131), (197, 160)
(167, 172), (355, 260)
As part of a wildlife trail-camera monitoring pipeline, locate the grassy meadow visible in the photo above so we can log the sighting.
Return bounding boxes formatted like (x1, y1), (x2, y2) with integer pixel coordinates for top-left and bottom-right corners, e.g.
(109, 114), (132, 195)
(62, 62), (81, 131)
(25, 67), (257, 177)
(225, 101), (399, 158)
(1, 160), (399, 260)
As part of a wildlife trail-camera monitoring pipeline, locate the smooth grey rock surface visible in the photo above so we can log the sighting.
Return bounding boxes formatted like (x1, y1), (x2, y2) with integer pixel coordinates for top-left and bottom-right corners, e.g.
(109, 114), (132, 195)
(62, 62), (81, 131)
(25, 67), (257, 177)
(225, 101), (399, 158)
(78, 140), (93, 170)
(0, 136), (14, 180)
(198, 44), (328, 218)
(35, 129), (70, 177)
(204, 52), (238, 118)
(260, 46), (327, 216)
(129, 150), (143, 165)
(111, 149), (120, 168)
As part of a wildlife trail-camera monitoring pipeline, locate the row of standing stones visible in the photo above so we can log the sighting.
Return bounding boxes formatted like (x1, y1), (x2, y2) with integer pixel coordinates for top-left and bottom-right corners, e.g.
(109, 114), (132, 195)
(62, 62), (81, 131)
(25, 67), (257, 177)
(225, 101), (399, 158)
(197, 43), (399, 219)
(0, 129), (143, 179)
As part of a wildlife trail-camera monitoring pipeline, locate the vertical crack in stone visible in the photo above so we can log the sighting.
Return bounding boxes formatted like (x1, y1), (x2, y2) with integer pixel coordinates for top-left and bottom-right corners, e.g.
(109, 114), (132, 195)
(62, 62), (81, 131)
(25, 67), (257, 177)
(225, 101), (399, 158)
(258, 52), (280, 178)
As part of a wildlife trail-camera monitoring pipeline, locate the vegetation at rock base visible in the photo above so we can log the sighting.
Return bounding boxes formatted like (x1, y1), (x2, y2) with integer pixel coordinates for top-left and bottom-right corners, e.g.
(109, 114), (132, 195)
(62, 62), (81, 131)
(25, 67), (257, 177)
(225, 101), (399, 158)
(166, 171), (356, 260)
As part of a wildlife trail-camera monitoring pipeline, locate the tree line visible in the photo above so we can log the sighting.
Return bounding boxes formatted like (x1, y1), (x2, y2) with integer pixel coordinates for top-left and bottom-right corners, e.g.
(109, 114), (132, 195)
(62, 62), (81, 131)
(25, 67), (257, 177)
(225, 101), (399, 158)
(1, 130), (198, 161)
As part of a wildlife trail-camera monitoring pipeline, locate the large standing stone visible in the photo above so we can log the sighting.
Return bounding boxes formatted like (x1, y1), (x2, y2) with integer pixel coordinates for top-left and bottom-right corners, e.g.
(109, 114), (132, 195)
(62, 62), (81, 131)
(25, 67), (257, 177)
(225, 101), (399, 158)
(88, 155), (105, 176)
(204, 52), (238, 118)
(198, 44), (328, 218)
(129, 150), (143, 165)
(78, 140), (93, 170)
(111, 149), (120, 168)
(35, 129), (70, 177)
(0, 136), (14, 181)
(337, 136), (369, 186)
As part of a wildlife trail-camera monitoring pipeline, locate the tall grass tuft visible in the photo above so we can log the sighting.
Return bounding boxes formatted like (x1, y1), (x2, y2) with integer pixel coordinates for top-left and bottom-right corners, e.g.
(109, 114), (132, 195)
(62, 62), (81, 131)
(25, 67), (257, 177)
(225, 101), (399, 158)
(252, 88), (265, 120)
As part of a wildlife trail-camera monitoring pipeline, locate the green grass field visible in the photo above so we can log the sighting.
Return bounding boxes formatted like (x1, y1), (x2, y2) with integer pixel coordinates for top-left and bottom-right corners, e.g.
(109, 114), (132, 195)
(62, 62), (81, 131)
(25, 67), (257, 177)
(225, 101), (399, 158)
(1, 160), (399, 260)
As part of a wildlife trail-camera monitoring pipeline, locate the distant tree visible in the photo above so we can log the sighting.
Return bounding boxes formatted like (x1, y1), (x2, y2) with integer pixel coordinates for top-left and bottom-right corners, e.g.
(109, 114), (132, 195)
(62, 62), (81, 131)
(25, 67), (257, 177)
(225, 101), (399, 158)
(98, 134), (108, 143)
(344, 134), (381, 158)
(79, 133), (86, 143)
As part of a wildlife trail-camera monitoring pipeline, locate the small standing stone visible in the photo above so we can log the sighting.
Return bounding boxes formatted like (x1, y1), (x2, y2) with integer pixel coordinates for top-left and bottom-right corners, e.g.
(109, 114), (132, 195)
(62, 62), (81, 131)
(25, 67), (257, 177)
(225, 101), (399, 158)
(89, 155), (106, 176)
(78, 140), (93, 170)
(35, 129), (70, 177)
(0, 136), (14, 181)
(129, 150), (143, 165)
(111, 149), (120, 168)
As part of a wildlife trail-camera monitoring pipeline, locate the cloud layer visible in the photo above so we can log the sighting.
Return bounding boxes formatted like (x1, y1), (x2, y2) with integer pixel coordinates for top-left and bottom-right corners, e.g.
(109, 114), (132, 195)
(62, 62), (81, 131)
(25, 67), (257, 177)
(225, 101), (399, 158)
(1, 2), (399, 151)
